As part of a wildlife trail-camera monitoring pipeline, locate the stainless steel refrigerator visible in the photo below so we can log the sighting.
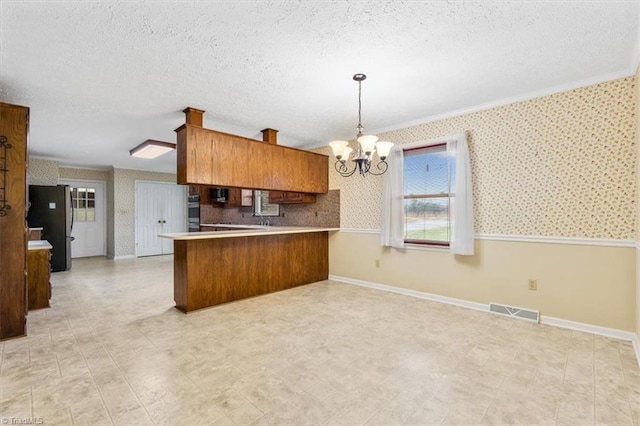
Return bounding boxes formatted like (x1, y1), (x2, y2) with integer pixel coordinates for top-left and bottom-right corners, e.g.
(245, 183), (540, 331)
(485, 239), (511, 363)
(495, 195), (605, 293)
(27, 185), (73, 272)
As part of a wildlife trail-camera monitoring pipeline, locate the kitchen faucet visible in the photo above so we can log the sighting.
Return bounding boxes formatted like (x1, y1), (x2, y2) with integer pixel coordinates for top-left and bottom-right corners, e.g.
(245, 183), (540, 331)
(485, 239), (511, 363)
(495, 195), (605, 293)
(256, 213), (269, 226)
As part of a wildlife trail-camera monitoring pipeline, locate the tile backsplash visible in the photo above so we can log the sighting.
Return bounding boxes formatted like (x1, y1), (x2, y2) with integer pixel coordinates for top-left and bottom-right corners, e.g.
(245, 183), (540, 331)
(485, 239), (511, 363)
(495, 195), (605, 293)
(200, 189), (340, 228)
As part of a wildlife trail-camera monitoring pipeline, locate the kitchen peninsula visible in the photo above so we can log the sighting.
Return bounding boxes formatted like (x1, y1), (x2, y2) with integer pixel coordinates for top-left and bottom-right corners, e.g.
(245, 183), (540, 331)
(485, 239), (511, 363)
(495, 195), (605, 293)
(160, 226), (338, 312)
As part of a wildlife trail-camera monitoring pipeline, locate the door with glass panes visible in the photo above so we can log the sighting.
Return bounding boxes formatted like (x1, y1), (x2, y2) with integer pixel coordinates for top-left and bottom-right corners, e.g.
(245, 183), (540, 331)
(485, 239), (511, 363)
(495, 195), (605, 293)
(60, 180), (106, 258)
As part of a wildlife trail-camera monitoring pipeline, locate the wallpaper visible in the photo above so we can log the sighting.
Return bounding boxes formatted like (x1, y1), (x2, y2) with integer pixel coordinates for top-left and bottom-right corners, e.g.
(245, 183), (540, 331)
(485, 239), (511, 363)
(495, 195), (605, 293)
(59, 167), (109, 182)
(28, 158), (59, 185)
(637, 66), (640, 244)
(323, 77), (636, 240)
(112, 168), (177, 257)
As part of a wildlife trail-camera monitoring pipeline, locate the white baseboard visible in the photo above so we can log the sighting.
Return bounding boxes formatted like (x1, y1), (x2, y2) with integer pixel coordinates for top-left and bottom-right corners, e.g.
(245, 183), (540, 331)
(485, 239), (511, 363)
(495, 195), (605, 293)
(112, 255), (135, 260)
(539, 315), (637, 342)
(633, 334), (640, 368)
(329, 275), (639, 354)
(329, 275), (489, 313)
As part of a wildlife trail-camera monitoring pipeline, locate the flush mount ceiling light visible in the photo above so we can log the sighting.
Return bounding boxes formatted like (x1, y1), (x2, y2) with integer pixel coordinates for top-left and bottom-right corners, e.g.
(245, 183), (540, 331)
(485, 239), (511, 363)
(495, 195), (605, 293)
(329, 73), (394, 177)
(129, 139), (176, 159)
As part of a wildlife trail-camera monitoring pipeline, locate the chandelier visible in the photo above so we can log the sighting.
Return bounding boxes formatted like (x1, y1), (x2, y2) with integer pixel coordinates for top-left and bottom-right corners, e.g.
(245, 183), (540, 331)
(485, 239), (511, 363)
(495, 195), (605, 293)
(329, 73), (394, 177)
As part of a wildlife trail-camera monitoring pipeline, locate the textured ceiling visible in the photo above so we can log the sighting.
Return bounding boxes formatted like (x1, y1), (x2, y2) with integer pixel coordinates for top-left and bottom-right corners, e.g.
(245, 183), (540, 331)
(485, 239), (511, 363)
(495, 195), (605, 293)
(1, 1), (638, 173)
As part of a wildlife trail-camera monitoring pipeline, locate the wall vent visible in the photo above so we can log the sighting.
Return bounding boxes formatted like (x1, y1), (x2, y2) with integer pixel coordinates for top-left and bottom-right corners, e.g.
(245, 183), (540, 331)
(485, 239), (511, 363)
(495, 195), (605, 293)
(489, 302), (539, 323)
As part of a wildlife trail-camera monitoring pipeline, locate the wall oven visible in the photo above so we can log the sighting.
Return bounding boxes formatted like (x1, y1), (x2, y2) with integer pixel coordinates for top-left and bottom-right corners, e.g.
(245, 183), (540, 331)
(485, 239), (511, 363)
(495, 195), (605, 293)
(188, 194), (200, 232)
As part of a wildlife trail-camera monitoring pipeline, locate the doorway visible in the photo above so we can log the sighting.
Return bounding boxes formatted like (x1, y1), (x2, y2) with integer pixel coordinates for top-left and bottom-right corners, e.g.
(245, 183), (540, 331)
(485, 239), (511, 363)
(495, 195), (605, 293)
(59, 180), (106, 258)
(135, 181), (186, 257)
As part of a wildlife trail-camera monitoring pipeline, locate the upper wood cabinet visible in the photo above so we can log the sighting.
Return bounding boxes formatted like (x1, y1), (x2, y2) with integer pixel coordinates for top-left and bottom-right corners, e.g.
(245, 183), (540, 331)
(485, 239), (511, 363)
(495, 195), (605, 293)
(176, 125), (328, 194)
(268, 191), (317, 204)
(0, 102), (29, 340)
(228, 188), (253, 207)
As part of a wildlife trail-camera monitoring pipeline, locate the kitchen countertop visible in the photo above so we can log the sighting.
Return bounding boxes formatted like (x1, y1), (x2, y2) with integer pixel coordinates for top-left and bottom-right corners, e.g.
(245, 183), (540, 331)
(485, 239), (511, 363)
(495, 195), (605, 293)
(159, 225), (339, 240)
(28, 240), (53, 251)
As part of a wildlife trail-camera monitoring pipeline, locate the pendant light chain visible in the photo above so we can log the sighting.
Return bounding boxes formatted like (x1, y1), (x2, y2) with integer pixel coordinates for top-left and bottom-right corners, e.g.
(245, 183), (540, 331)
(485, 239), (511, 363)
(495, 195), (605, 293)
(357, 79), (363, 138)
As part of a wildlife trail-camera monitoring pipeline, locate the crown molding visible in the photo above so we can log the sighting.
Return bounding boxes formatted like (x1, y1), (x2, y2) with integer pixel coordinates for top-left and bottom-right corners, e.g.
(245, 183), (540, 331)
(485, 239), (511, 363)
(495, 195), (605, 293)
(368, 70), (634, 137)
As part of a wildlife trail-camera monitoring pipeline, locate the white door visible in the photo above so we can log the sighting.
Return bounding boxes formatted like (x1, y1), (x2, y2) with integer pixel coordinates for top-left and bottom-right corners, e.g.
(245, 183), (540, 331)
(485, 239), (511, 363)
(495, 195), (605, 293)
(136, 181), (186, 257)
(59, 180), (106, 258)
(160, 185), (187, 254)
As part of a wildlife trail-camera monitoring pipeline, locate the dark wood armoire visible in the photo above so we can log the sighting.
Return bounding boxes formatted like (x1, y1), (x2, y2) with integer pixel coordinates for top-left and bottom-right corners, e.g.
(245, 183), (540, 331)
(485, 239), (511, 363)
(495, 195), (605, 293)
(0, 102), (29, 340)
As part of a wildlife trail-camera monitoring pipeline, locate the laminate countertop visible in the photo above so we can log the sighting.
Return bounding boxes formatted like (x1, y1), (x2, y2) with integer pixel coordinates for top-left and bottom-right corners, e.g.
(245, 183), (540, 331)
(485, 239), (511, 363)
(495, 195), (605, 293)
(28, 240), (53, 251)
(159, 225), (339, 241)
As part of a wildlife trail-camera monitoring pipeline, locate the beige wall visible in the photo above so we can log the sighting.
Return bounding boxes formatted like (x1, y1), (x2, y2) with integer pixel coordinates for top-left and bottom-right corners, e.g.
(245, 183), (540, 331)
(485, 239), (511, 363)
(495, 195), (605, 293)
(325, 77), (637, 332)
(331, 233), (635, 330)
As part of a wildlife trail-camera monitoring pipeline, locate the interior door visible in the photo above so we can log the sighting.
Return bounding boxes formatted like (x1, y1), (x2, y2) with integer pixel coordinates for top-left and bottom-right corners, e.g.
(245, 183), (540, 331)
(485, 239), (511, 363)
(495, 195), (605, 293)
(160, 184), (187, 254)
(59, 180), (106, 258)
(136, 181), (186, 257)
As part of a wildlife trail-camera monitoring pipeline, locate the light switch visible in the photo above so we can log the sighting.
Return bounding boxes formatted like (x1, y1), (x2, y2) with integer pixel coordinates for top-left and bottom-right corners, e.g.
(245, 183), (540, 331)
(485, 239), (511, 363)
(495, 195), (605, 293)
(49, 202), (56, 209)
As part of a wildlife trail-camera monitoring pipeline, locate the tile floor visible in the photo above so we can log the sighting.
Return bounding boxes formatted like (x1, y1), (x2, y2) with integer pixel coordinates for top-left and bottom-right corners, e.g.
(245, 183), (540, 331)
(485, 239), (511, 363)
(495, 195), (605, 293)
(1, 255), (639, 425)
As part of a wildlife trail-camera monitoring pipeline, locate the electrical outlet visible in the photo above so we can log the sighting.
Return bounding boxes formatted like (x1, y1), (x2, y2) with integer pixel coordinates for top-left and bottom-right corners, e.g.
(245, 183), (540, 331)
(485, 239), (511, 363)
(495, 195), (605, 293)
(375, 259), (380, 268)
(528, 279), (537, 291)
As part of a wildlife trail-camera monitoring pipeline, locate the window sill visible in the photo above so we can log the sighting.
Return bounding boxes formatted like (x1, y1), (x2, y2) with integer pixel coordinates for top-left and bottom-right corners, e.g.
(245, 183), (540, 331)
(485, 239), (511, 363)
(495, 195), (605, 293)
(404, 243), (450, 252)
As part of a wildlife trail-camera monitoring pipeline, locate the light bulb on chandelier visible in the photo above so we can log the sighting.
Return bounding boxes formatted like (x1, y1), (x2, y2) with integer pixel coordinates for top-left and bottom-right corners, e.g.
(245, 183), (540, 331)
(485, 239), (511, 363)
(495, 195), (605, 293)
(328, 73), (393, 177)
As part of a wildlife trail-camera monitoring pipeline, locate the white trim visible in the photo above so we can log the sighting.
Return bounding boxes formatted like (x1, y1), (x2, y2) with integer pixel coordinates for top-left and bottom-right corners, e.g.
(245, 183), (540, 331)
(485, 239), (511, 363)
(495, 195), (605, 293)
(58, 165), (111, 171)
(112, 255), (135, 260)
(329, 275), (488, 312)
(114, 166), (177, 174)
(539, 315), (636, 342)
(636, 242), (640, 250)
(633, 334), (640, 368)
(339, 228), (380, 234)
(58, 178), (106, 184)
(367, 70), (634, 137)
(475, 234), (635, 248)
(337, 228), (634, 248)
(300, 67), (627, 152)
(330, 275), (638, 346)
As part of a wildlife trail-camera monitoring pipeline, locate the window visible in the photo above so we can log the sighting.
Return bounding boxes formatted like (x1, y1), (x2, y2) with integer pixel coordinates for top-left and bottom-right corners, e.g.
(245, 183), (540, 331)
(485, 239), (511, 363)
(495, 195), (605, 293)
(71, 187), (96, 222)
(403, 143), (454, 245)
(253, 191), (280, 217)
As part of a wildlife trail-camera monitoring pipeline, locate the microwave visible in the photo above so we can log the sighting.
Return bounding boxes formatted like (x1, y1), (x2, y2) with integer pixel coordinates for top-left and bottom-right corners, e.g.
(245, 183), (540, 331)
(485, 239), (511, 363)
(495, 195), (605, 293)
(210, 188), (228, 202)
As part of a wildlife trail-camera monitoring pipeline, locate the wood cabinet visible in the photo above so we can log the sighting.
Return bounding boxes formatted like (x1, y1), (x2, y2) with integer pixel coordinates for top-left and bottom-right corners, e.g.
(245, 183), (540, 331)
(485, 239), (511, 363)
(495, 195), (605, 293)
(190, 185), (224, 207)
(268, 191), (317, 204)
(228, 188), (253, 207)
(0, 102), (29, 340)
(28, 246), (51, 310)
(176, 125), (328, 194)
(28, 228), (42, 240)
(173, 232), (329, 313)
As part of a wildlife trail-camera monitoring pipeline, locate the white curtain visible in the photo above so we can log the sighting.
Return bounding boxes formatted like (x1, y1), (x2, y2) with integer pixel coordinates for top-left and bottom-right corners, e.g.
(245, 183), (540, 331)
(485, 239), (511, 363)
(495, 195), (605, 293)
(380, 132), (474, 255)
(447, 132), (474, 255)
(380, 146), (405, 248)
